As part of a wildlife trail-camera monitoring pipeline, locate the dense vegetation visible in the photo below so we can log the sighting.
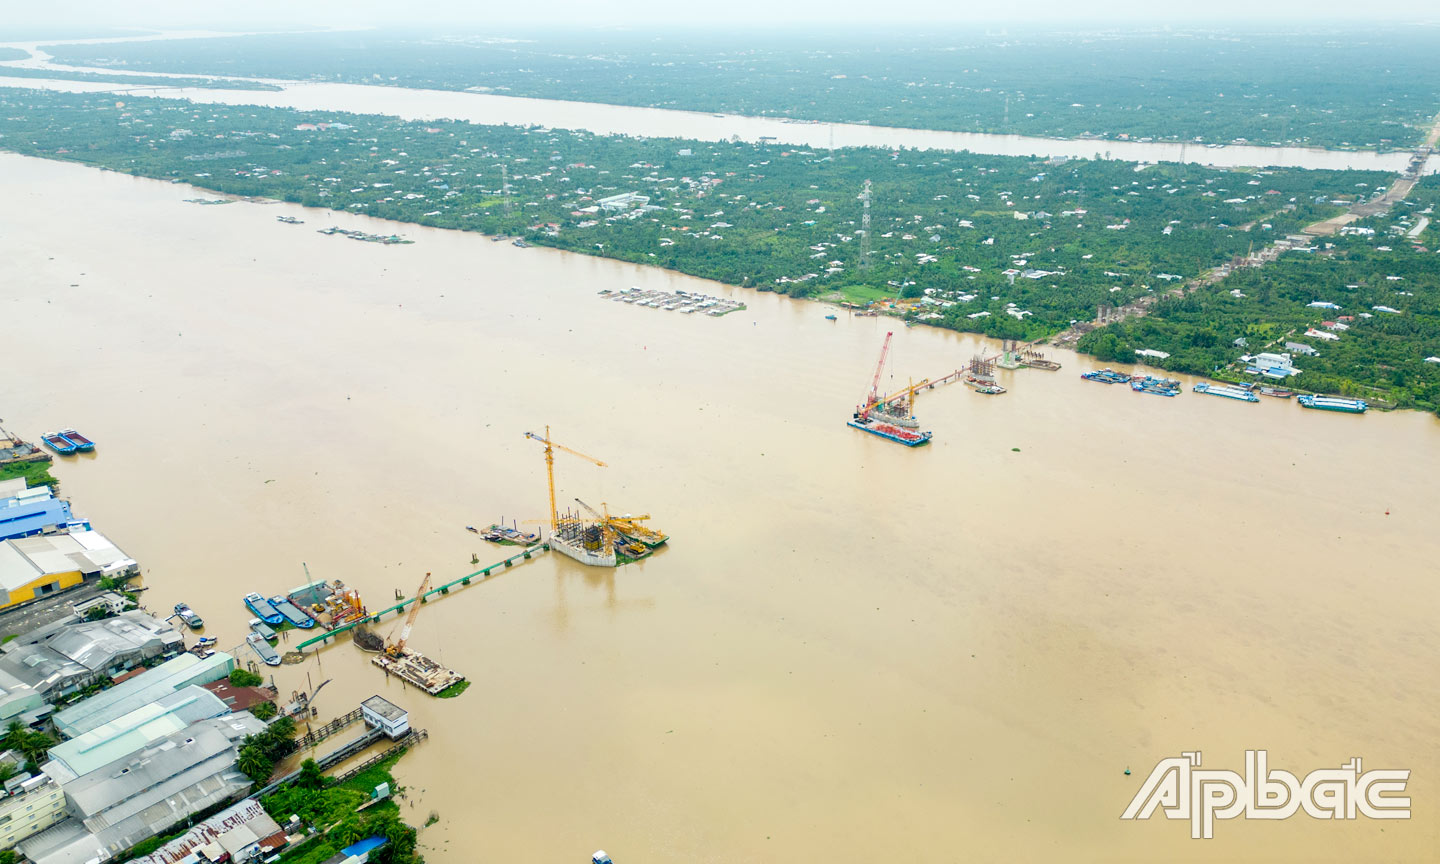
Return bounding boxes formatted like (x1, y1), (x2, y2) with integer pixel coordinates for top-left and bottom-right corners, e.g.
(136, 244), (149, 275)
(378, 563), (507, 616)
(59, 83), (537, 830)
(0, 459), (56, 490)
(1080, 179), (1440, 410)
(0, 89), (1379, 342)
(44, 26), (1440, 149)
(237, 715), (297, 784)
(0, 66), (281, 90)
(262, 755), (420, 864)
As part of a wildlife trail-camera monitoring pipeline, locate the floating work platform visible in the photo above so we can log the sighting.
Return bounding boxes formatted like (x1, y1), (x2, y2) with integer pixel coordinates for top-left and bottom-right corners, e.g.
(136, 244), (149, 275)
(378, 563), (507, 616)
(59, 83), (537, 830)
(847, 416), (932, 446)
(372, 648), (464, 695)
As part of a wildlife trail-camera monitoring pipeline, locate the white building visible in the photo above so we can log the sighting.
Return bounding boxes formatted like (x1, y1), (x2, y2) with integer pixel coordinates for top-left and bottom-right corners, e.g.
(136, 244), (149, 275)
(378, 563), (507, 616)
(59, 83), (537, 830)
(361, 695), (409, 740)
(1248, 352), (1300, 378)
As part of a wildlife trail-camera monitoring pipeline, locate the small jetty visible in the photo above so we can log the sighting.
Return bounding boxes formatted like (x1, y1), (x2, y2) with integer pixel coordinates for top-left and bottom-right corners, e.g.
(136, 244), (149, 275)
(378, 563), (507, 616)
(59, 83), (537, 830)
(1298, 394), (1367, 414)
(1194, 382), (1259, 402)
(600, 287), (745, 317)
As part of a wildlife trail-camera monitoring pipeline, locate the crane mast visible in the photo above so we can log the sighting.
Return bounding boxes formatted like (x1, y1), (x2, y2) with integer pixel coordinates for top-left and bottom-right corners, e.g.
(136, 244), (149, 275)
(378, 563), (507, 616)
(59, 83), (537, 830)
(388, 572), (431, 656)
(864, 331), (895, 417)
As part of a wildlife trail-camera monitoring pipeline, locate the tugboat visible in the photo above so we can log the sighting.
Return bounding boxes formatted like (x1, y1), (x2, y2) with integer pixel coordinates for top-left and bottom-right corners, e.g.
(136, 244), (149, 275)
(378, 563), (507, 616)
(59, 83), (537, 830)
(173, 603), (204, 630)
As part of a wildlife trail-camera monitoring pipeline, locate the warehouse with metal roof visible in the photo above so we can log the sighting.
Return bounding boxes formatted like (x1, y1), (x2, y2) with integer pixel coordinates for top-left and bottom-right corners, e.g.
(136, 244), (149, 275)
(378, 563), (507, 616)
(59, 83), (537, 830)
(43, 686), (231, 783)
(0, 529), (136, 611)
(52, 651), (235, 739)
(0, 611), (182, 700)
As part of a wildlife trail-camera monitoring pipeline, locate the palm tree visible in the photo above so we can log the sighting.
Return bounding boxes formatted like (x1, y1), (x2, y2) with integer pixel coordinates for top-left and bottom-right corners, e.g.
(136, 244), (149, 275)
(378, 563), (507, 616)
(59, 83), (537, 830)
(237, 748), (272, 784)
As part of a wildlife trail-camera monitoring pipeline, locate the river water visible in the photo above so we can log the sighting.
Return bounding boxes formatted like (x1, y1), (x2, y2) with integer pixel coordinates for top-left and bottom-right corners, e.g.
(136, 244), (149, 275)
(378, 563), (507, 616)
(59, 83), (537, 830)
(2, 153), (1438, 861)
(2, 64), (1437, 175)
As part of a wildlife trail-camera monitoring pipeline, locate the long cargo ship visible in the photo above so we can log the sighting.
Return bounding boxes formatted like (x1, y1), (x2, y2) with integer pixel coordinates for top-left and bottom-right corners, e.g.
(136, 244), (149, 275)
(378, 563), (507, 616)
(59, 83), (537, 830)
(270, 595), (316, 628)
(57, 429), (96, 452)
(1298, 394), (1367, 414)
(1193, 382), (1259, 402)
(41, 433), (77, 455)
(847, 415), (932, 446)
(1081, 369), (1131, 384)
(244, 593), (284, 626)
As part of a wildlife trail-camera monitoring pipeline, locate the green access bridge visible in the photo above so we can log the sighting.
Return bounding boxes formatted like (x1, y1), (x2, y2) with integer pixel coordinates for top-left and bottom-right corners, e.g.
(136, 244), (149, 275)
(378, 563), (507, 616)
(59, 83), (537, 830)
(292, 544), (548, 652)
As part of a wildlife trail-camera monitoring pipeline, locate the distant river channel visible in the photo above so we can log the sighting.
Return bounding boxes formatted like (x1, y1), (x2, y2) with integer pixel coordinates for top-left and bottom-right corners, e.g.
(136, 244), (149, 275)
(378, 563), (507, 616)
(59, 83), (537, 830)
(1, 67), (1436, 174)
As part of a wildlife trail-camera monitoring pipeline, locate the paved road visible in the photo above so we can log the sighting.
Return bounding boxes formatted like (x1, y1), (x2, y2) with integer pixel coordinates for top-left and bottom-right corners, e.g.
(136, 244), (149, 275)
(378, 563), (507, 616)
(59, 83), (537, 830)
(0, 580), (110, 638)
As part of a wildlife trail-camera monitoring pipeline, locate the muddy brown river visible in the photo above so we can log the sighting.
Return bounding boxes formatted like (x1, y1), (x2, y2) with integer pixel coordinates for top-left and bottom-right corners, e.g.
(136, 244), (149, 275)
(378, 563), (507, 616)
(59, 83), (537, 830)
(2, 153), (1437, 862)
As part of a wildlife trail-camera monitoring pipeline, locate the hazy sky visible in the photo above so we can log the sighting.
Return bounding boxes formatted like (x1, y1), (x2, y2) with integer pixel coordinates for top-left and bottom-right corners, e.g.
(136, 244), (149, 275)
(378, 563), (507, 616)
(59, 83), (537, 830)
(4, 0), (1437, 30)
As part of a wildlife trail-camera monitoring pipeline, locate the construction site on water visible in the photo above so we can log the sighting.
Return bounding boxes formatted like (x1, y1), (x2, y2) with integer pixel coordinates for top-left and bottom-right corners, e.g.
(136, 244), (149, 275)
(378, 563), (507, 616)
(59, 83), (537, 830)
(368, 572), (467, 696)
(848, 332), (1062, 446)
(522, 426), (669, 568)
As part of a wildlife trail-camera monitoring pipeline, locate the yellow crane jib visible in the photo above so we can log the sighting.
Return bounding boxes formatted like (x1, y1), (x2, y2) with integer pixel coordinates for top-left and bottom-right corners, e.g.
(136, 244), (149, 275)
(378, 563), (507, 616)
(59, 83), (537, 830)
(387, 571), (431, 657)
(524, 426), (607, 533)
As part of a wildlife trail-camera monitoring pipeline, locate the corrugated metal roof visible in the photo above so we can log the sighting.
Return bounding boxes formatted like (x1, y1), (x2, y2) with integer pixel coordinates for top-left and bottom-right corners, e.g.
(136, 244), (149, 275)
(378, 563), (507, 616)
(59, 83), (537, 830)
(53, 652), (235, 738)
(48, 687), (229, 779)
(0, 542), (41, 592)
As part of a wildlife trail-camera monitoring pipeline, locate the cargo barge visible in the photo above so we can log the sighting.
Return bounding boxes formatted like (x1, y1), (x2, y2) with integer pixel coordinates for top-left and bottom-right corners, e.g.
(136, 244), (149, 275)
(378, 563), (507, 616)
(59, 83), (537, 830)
(173, 603), (203, 629)
(847, 415), (932, 446)
(270, 595), (316, 628)
(1298, 394), (1367, 414)
(1193, 382), (1259, 402)
(1130, 375), (1181, 396)
(1259, 387), (1294, 399)
(1081, 369), (1131, 384)
(247, 633), (281, 666)
(41, 433), (77, 455)
(57, 429), (95, 452)
(250, 618), (277, 641)
(244, 593), (285, 626)
(372, 648), (465, 695)
(477, 523), (540, 546)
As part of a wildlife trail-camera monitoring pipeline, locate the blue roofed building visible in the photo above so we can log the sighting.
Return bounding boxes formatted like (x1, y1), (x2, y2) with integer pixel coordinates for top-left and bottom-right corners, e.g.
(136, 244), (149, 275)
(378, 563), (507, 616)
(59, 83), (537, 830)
(0, 479), (82, 541)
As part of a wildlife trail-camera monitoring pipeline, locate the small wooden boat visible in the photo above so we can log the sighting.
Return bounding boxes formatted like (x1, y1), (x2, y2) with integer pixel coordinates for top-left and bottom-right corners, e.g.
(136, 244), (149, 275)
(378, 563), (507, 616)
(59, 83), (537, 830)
(824, 314), (838, 321)
(57, 429), (95, 452)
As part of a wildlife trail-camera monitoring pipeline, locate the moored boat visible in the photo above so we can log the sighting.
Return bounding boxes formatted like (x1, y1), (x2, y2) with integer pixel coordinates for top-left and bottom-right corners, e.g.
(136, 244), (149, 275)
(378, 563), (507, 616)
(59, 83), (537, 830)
(1193, 382), (1259, 402)
(1259, 386), (1294, 399)
(173, 602), (203, 629)
(247, 633), (281, 666)
(57, 429), (95, 452)
(249, 618), (277, 641)
(1298, 394), (1367, 414)
(244, 593), (284, 626)
(1081, 369), (1131, 384)
(1130, 375), (1181, 396)
(824, 314), (838, 321)
(41, 433), (77, 455)
(270, 595), (316, 628)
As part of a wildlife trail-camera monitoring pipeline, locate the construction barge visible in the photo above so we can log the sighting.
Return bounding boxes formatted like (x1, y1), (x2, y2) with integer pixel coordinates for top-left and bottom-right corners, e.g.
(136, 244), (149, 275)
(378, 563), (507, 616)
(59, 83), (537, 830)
(371, 573), (465, 695)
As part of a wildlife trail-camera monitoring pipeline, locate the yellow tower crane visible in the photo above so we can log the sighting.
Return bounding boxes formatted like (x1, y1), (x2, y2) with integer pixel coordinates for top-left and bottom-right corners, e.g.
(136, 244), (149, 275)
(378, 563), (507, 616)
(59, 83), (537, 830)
(524, 426), (607, 534)
(386, 572), (432, 657)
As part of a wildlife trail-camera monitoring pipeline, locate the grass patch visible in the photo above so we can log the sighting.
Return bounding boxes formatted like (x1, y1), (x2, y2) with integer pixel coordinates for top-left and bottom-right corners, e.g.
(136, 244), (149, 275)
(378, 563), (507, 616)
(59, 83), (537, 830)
(0, 460), (57, 491)
(435, 680), (470, 699)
